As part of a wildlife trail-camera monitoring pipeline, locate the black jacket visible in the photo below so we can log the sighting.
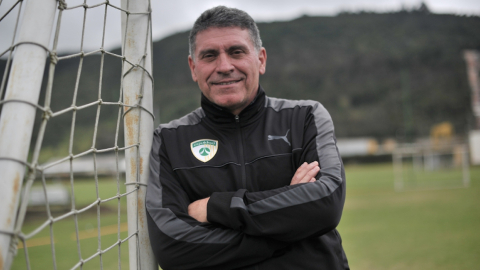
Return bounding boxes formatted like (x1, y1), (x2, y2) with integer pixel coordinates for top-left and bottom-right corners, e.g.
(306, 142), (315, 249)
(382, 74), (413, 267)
(146, 87), (349, 270)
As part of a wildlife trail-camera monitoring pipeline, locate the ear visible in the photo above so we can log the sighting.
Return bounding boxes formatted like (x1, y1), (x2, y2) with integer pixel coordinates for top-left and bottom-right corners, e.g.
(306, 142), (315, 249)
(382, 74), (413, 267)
(188, 55), (198, 82)
(258, 47), (267, 75)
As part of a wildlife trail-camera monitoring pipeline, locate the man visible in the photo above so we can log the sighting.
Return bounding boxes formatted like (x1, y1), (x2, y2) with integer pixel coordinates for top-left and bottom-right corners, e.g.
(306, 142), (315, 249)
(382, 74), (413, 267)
(147, 6), (349, 270)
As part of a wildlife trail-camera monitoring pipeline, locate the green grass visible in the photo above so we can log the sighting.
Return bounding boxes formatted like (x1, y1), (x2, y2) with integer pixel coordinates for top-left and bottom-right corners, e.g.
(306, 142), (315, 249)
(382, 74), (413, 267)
(10, 164), (480, 270)
(338, 163), (480, 270)
(11, 177), (130, 270)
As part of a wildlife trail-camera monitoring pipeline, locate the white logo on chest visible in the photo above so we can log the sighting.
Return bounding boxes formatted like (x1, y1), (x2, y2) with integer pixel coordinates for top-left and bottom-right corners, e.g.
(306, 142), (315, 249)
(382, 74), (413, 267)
(190, 139), (218, 162)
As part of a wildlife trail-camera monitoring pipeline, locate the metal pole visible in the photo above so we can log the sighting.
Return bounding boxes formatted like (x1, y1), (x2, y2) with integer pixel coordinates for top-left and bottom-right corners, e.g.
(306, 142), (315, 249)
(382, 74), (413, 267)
(462, 145), (470, 187)
(0, 0), (57, 268)
(120, 0), (156, 269)
(393, 150), (403, 192)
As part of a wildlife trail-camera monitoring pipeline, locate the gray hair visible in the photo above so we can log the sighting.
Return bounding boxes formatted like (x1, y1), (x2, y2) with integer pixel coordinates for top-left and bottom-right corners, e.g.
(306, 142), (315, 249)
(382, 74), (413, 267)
(189, 6), (262, 60)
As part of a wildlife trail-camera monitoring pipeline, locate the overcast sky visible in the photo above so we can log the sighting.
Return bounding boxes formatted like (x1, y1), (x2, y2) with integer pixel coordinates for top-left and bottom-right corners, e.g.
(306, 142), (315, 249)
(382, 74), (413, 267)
(0, 0), (479, 55)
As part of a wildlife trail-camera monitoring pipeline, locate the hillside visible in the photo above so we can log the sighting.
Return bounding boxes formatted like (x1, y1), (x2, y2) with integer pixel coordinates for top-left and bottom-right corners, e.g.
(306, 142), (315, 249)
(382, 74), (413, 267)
(1, 10), (479, 154)
(154, 11), (480, 140)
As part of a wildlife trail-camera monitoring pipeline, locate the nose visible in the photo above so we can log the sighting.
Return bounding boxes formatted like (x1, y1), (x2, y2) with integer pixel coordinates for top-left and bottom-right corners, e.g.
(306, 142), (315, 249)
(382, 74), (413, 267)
(216, 53), (234, 74)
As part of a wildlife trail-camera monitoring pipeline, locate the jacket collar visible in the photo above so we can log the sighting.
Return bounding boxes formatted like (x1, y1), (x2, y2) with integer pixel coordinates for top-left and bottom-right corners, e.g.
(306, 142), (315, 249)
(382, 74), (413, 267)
(201, 85), (266, 125)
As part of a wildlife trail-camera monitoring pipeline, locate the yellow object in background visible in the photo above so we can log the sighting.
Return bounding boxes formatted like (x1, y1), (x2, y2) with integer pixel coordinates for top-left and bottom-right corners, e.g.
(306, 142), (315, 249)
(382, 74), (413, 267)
(430, 122), (454, 148)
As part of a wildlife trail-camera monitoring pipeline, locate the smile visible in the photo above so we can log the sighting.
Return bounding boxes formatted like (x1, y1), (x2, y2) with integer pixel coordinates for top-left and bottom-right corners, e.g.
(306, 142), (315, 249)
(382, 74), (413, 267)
(212, 79), (243, 85)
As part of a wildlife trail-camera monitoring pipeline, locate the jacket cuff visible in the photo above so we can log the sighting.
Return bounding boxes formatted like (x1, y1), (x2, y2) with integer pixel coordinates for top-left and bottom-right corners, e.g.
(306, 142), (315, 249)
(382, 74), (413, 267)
(207, 191), (236, 227)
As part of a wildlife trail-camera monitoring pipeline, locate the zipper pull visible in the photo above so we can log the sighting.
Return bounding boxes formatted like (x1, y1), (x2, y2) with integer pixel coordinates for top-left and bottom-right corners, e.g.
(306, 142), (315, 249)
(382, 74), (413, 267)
(235, 115), (240, 123)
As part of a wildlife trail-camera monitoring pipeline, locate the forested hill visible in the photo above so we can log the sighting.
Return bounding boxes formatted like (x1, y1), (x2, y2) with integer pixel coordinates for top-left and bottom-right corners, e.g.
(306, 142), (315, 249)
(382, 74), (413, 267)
(1, 9), (480, 154)
(155, 10), (480, 140)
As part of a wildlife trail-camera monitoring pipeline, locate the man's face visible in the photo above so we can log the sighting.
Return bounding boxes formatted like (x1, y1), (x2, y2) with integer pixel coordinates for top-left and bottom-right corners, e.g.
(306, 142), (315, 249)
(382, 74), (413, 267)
(188, 27), (267, 115)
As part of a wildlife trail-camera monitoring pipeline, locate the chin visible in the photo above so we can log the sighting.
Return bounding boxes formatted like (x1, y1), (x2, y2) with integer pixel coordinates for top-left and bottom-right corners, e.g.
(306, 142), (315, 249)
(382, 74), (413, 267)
(214, 95), (243, 106)
(217, 101), (240, 109)
(217, 99), (247, 111)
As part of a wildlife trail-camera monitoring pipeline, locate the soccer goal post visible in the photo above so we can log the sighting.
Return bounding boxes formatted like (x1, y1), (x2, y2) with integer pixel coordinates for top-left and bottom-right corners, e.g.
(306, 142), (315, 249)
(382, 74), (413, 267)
(393, 143), (470, 192)
(0, 0), (156, 269)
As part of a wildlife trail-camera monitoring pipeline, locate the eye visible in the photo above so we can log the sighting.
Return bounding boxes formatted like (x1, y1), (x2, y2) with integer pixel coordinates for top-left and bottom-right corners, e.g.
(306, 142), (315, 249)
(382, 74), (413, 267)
(201, 53), (216, 61)
(231, 50), (244, 57)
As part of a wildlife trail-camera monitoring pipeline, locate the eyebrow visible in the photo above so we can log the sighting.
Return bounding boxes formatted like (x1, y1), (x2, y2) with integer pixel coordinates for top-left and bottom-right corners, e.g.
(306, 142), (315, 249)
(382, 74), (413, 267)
(227, 45), (249, 53)
(198, 45), (250, 58)
(198, 49), (218, 58)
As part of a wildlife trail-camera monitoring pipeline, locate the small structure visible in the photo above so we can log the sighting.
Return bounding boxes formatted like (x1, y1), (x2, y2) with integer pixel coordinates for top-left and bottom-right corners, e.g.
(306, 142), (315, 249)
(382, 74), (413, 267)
(469, 130), (480, 165)
(336, 138), (379, 157)
(27, 184), (70, 209)
(42, 154), (126, 178)
(464, 50), (480, 165)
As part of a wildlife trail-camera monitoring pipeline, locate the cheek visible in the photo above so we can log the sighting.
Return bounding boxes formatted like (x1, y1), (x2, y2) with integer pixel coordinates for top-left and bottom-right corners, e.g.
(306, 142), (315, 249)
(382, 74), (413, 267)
(195, 64), (213, 80)
(241, 61), (259, 77)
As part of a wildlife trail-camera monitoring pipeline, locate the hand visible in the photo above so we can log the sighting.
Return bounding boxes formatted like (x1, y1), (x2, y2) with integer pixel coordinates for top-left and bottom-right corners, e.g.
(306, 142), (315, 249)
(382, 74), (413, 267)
(188, 197), (210, 223)
(290, 161), (320, 185)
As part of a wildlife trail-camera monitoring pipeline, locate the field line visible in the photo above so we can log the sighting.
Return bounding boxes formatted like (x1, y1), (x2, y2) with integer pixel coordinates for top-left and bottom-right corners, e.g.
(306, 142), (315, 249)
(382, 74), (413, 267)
(16, 223), (129, 249)
(17, 236), (55, 249)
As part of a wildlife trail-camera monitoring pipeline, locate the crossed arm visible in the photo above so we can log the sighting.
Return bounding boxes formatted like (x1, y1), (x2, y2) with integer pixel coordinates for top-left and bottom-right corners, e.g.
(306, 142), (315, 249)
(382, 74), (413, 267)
(188, 161), (320, 222)
(147, 102), (345, 269)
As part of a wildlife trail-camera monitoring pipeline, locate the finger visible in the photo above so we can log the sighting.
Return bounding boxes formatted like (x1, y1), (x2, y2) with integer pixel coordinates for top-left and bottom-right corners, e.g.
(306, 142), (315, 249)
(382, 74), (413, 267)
(291, 161), (319, 185)
(291, 162), (316, 184)
(292, 162), (318, 183)
(297, 165), (320, 184)
(292, 162), (319, 185)
(290, 162), (309, 185)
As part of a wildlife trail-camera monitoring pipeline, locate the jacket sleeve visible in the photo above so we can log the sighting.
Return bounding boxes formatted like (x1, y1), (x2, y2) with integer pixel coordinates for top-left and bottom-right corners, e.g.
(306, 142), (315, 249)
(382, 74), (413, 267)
(146, 128), (288, 270)
(206, 102), (346, 243)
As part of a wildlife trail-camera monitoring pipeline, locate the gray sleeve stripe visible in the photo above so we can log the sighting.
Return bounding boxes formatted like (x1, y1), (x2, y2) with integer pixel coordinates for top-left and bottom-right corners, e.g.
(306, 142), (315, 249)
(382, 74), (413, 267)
(148, 207), (240, 243)
(235, 97), (343, 215)
(157, 107), (205, 131)
(265, 96), (319, 112)
(231, 179), (339, 215)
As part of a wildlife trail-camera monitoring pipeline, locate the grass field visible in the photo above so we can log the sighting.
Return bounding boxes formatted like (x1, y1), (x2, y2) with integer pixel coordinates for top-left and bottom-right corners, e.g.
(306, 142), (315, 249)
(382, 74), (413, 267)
(338, 163), (480, 270)
(10, 163), (480, 270)
(12, 177), (130, 270)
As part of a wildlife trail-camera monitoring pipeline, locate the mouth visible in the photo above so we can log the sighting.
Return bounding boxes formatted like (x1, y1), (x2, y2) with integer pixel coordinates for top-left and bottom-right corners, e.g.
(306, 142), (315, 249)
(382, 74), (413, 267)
(211, 78), (243, 86)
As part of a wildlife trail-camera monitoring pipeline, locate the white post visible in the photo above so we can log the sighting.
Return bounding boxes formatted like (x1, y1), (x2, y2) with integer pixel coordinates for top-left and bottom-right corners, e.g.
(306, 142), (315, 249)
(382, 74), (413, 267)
(120, 0), (157, 269)
(0, 0), (57, 269)
(393, 150), (403, 192)
(463, 50), (480, 129)
(462, 145), (470, 187)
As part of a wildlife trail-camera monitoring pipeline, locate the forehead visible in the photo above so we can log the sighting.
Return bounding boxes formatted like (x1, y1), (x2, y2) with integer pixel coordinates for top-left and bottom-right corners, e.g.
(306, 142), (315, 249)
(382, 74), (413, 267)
(194, 27), (254, 52)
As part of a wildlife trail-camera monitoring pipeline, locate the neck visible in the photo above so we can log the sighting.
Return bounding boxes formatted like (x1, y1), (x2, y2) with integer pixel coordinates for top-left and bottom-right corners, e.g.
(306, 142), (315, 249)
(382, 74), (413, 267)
(232, 88), (259, 115)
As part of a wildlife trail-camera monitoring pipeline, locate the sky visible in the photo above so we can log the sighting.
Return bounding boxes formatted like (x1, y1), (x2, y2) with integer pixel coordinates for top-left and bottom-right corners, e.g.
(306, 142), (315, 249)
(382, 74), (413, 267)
(0, 0), (479, 55)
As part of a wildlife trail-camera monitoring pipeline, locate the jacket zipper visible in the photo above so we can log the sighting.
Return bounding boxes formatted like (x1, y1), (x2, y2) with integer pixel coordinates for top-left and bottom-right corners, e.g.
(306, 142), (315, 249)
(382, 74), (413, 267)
(235, 115), (247, 189)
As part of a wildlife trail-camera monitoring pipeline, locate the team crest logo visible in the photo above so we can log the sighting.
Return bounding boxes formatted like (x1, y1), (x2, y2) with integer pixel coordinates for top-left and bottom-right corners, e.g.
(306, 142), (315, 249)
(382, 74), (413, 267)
(190, 139), (218, 162)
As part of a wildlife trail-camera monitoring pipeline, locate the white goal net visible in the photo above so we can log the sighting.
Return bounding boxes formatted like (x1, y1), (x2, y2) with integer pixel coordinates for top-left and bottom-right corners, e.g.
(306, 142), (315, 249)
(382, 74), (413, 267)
(393, 143), (470, 191)
(0, 0), (156, 269)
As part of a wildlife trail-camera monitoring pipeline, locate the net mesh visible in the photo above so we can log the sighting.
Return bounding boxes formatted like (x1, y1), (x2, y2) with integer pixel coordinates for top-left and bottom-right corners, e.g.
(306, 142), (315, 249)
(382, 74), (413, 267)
(0, 0), (154, 269)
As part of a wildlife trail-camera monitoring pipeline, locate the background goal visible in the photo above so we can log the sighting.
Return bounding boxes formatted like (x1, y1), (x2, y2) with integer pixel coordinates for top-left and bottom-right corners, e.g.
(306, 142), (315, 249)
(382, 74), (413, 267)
(0, 0), (156, 269)
(393, 143), (470, 191)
